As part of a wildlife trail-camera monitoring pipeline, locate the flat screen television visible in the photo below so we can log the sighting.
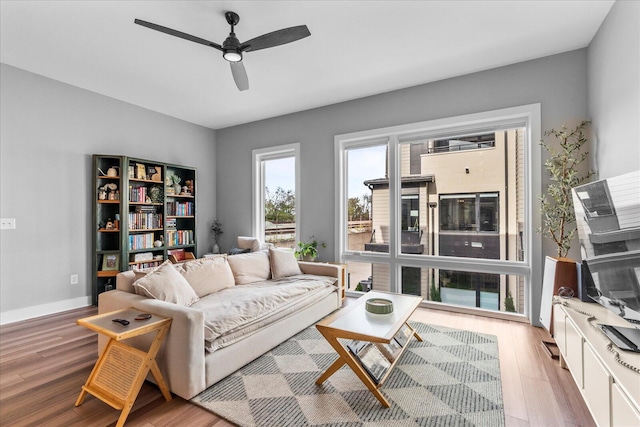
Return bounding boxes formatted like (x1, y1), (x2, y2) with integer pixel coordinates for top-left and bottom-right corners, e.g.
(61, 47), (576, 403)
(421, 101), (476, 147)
(572, 169), (640, 329)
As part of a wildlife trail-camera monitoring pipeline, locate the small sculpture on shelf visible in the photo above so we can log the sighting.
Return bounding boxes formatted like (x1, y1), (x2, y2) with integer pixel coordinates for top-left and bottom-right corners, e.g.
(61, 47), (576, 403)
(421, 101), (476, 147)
(99, 183), (119, 200)
(185, 179), (194, 195)
(166, 173), (181, 195)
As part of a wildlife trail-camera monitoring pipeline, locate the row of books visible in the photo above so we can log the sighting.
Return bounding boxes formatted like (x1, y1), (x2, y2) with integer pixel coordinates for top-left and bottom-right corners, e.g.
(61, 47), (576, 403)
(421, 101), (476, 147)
(129, 185), (148, 203)
(166, 218), (176, 230)
(128, 232), (155, 250)
(128, 261), (162, 270)
(166, 229), (194, 246)
(347, 324), (413, 384)
(166, 201), (194, 216)
(128, 212), (163, 230)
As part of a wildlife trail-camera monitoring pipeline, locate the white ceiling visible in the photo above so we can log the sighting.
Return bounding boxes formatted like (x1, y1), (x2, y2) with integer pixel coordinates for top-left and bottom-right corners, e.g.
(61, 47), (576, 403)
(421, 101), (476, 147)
(1, 1), (614, 130)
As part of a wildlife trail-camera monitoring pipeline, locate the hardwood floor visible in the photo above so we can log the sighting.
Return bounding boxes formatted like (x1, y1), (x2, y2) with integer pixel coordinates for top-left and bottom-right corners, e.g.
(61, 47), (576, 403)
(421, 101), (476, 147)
(0, 304), (595, 426)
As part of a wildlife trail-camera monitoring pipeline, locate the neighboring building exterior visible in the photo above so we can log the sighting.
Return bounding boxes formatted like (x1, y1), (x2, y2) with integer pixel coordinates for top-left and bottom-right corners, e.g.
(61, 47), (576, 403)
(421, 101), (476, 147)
(363, 129), (526, 313)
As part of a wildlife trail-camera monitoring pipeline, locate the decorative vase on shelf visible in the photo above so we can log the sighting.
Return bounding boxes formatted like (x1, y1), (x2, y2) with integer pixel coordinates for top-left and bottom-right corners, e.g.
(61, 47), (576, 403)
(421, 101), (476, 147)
(212, 242), (220, 254)
(174, 183), (182, 194)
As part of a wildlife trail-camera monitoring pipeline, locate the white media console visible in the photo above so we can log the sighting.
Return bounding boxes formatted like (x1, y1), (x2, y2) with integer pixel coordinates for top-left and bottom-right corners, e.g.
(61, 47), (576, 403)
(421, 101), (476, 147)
(553, 297), (640, 426)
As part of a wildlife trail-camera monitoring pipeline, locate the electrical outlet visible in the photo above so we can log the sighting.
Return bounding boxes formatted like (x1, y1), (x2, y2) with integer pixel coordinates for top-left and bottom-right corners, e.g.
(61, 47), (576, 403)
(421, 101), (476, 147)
(70, 274), (79, 285)
(1, 218), (16, 229)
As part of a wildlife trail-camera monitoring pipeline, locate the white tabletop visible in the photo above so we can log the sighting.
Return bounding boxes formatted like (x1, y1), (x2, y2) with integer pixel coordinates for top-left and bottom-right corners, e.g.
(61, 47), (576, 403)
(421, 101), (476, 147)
(318, 291), (422, 342)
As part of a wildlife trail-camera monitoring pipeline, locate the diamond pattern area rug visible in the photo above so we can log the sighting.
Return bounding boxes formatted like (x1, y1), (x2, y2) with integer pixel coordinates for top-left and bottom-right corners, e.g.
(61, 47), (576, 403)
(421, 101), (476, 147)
(191, 322), (504, 427)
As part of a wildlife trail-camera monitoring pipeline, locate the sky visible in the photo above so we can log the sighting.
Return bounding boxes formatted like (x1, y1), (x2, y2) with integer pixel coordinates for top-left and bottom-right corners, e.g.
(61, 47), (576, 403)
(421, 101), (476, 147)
(347, 145), (387, 199)
(265, 145), (387, 199)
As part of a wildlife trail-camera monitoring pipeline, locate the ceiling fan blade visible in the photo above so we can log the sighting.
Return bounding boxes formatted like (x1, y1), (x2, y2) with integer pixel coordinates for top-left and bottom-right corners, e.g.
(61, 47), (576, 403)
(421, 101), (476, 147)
(134, 19), (222, 51)
(230, 61), (249, 91)
(240, 25), (310, 52)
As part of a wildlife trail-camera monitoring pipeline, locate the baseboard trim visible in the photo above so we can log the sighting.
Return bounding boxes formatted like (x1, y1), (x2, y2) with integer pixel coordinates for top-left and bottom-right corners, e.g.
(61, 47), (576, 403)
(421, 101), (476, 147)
(0, 296), (92, 325)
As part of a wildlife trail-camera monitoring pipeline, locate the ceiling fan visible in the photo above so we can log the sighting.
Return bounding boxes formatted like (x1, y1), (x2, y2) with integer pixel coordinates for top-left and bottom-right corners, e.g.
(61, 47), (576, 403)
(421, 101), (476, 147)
(134, 12), (310, 91)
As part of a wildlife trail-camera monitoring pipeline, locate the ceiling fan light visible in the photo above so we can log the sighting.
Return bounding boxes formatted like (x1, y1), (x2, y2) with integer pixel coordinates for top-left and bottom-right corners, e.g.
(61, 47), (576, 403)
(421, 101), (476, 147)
(223, 50), (242, 62)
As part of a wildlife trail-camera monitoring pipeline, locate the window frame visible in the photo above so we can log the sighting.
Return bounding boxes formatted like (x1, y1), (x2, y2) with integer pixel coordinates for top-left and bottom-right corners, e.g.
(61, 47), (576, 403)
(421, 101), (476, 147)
(335, 104), (541, 322)
(252, 143), (301, 244)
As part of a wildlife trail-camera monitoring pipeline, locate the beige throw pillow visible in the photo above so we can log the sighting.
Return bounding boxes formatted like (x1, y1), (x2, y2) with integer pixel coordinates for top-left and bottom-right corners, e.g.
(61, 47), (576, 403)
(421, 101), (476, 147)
(269, 247), (302, 279)
(237, 236), (262, 252)
(133, 261), (199, 306)
(227, 250), (271, 285)
(176, 257), (235, 297)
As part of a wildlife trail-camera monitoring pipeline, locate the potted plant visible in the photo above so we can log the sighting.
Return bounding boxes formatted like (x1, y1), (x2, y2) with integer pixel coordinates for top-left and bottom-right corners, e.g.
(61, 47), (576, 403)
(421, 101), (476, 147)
(538, 120), (594, 258)
(538, 121), (594, 339)
(294, 236), (326, 261)
(210, 220), (223, 254)
(167, 173), (181, 194)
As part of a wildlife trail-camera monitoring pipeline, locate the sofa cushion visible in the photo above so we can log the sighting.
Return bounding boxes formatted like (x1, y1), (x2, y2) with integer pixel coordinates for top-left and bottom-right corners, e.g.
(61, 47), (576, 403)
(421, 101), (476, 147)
(133, 261), (199, 306)
(132, 260), (165, 285)
(226, 250), (271, 285)
(269, 247), (302, 279)
(190, 274), (338, 351)
(237, 236), (263, 252)
(175, 256), (235, 297)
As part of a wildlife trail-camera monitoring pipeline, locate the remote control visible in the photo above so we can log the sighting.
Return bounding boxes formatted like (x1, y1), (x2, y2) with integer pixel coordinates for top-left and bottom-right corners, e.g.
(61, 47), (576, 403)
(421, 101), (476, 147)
(112, 318), (130, 326)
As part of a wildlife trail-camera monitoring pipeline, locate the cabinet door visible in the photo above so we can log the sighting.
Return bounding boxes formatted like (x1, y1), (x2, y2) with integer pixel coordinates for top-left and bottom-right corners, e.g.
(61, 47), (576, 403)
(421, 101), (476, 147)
(612, 382), (640, 427)
(553, 304), (567, 357)
(565, 317), (584, 389)
(583, 342), (611, 427)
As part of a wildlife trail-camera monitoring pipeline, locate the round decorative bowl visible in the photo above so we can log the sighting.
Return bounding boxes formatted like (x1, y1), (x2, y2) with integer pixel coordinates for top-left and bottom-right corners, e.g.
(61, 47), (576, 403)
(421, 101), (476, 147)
(365, 298), (394, 314)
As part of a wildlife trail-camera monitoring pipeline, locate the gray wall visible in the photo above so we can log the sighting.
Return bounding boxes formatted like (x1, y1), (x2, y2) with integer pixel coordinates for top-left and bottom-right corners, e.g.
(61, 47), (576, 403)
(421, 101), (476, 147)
(0, 64), (216, 323)
(216, 49), (590, 325)
(588, 0), (640, 179)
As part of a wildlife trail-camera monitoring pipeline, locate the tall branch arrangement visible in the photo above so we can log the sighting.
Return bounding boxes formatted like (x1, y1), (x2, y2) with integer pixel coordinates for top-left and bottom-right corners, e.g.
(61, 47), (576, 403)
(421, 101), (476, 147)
(539, 120), (594, 258)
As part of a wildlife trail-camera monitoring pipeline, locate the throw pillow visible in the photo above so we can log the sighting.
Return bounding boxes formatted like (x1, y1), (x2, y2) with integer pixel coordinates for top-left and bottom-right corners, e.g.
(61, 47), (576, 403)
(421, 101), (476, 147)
(269, 247), (302, 279)
(176, 257), (235, 297)
(133, 261), (199, 306)
(132, 260), (169, 295)
(226, 250), (271, 285)
(237, 236), (262, 252)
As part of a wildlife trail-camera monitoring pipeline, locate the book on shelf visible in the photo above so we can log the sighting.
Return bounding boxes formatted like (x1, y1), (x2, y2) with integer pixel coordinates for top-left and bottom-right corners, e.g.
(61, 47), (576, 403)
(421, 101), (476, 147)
(166, 201), (194, 216)
(129, 211), (162, 230)
(347, 340), (391, 384)
(376, 339), (403, 362)
(129, 260), (162, 270)
(129, 185), (148, 203)
(166, 229), (194, 246)
(393, 324), (413, 348)
(128, 232), (155, 250)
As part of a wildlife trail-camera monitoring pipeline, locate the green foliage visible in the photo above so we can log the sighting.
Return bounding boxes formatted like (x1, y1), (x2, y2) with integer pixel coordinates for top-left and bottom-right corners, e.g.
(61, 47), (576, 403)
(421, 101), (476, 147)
(538, 120), (594, 258)
(265, 186), (295, 224)
(354, 283), (363, 292)
(504, 292), (516, 312)
(430, 283), (441, 302)
(294, 236), (326, 260)
(167, 173), (181, 185)
(348, 194), (371, 221)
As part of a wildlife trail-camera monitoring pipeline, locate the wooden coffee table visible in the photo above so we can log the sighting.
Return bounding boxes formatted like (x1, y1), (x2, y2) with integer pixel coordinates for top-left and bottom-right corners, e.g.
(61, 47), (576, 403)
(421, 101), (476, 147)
(315, 291), (423, 407)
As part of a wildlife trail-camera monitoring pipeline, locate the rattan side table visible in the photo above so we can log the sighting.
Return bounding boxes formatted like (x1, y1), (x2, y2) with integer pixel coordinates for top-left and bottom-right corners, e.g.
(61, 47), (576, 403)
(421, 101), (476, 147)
(75, 308), (172, 427)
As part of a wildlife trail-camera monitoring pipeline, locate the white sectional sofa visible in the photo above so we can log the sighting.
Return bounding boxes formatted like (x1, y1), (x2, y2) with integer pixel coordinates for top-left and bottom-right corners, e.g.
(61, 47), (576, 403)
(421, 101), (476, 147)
(98, 247), (343, 399)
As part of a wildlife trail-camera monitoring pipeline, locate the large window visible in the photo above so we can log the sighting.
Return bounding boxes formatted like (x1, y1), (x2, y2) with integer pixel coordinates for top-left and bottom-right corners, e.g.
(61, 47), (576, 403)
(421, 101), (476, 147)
(336, 105), (541, 320)
(252, 144), (299, 247)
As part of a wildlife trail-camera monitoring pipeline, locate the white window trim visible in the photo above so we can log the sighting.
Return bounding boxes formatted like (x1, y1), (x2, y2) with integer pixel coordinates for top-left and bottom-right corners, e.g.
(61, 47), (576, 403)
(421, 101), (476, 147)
(335, 104), (541, 322)
(252, 143), (301, 243)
